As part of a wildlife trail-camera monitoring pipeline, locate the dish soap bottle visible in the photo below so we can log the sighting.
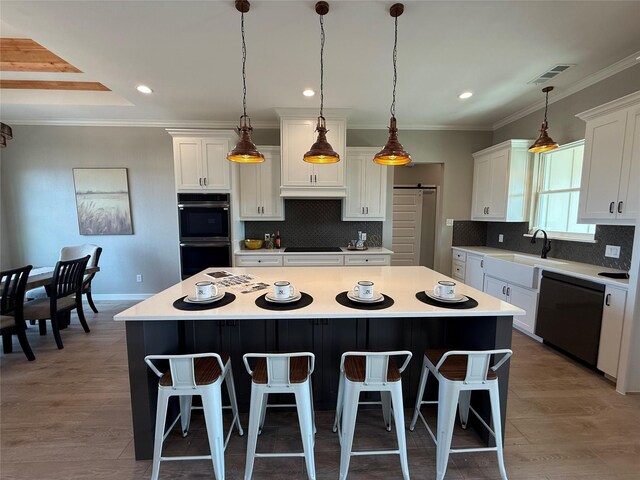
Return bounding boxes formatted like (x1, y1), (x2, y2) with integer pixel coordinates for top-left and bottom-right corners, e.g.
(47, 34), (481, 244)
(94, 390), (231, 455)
(275, 230), (281, 249)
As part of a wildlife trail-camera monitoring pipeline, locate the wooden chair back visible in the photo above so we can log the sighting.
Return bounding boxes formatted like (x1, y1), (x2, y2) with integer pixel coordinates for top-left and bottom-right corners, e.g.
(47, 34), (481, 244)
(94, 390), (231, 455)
(50, 256), (90, 304)
(1, 265), (33, 318)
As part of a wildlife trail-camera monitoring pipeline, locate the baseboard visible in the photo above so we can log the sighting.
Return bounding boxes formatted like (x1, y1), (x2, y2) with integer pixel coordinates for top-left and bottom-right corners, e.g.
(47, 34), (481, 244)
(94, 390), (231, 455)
(512, 324), (543, 343)
(91, 294), (153, 301)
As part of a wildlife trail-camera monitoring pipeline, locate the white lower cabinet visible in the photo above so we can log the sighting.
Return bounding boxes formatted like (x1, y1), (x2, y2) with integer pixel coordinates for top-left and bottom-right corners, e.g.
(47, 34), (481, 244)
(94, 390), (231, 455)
(283, 255), (344, 267)
(235, 252), (391, 267)
(597, 285), (627, 378)
(344, 255), (391, 266)
(484, 275), (538, 335)
(465, 254), (485, 291)
(235, 255), (283, 267)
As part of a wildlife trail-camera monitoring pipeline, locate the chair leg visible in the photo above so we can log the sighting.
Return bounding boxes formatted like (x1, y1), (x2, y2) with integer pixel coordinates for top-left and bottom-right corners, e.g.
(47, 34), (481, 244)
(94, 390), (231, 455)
(381, 391), (392, 432)
(225, 365), (244, 436)
(458, 390), (471, 429)
(489, 383), (508, 480)
(2, 333), (13, 353)
(295, 384), (317, 480)
(245, 384), (265, 480)
(16, 328), (35, 361)
(202, 388), (225, 480)
(86, 291), (99, 313)
(75, 297), (90, 333)
(389, 383), (410, 480)
(339, 382), (359, 480)
(258, 392), (268, 435)
(332, 372), (344, 433)
(150, 389), (170, 480)
(50, 317), (64, 349)
(38, 319), (47, 335)
(179, 395), (193, 437)
(436, 381), (458, 480)
(410, 357), (429, 431)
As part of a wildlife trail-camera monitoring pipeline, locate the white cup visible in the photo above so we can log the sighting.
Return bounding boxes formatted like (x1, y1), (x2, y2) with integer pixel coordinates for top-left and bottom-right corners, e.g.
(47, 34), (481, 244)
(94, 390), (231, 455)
(433, 280), (456, 299)
(352, 280), (374, 299)
(195, 281), (219, 299)
(274, 281), (296, 300)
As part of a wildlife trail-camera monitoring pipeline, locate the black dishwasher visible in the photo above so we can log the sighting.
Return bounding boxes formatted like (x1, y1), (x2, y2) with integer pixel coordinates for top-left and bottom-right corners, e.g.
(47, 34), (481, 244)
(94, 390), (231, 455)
(535, 271), (605, 367)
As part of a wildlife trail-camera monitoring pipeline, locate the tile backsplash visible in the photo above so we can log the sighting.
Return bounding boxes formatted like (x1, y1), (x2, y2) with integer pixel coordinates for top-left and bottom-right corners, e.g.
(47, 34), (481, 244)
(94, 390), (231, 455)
(244, 199), (383, 248)
(453, 221), (634, 271)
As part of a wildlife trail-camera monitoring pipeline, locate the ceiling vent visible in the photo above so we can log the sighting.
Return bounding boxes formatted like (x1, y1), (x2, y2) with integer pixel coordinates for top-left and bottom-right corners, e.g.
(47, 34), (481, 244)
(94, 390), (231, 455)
(528, 64), (573, 85)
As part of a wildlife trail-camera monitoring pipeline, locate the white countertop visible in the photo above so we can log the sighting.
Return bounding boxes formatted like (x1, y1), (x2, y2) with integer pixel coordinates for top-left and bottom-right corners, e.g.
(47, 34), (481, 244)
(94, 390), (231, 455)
(114, 266), (524, 321)
(235, 247), (393, 256)
(452, 246), (629, 288)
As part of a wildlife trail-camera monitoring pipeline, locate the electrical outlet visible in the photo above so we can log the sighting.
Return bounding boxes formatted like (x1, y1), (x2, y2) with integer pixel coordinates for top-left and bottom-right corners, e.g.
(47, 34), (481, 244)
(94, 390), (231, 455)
(446, 218), (454, 227)
(264, 233), (270, 242)
(136, 274), (143, 283)
(605, 245), (621, 259)
(498, 234), (504, 243)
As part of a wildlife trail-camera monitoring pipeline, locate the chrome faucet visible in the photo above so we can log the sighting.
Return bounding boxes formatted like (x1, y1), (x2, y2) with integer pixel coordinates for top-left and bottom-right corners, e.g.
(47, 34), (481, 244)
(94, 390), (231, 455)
(531, 229), (551, 259)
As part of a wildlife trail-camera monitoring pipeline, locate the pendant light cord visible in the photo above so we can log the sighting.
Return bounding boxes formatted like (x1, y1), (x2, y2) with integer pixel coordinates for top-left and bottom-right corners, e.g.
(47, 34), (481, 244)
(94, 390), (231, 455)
(543, 89), (549, 124)
(241, 11), (247, 119)
(319, 13), (325, 118)
(391, 15), (398, 118)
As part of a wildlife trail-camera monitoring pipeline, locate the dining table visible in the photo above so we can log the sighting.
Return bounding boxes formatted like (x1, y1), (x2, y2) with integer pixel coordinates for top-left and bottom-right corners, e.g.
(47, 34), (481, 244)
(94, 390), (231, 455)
(25, 266), (100, 290)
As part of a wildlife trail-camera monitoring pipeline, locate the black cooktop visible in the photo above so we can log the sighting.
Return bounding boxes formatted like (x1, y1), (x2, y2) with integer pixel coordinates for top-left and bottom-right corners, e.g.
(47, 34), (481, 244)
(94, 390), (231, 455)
(284, 247), (343, 253)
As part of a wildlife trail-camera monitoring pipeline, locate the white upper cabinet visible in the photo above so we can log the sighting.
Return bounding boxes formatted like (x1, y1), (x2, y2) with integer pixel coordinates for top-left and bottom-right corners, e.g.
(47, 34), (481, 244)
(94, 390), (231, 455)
(577, 92), (640, 225)
(277, 109), (348, 197)
(471, 139), (532, 221)
(238, 147), (284, 221)
(343, 148), (387, 221)
(167, 129), (237, 192)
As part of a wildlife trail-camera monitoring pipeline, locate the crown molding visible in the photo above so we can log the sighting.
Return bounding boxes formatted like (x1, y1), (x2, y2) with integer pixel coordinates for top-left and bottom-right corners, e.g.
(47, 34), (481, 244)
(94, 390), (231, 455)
(3, 118), (280, 129)
(492, 50), (640, 130)
(348, 123), (492, 131)
(576, 90), (640, 121)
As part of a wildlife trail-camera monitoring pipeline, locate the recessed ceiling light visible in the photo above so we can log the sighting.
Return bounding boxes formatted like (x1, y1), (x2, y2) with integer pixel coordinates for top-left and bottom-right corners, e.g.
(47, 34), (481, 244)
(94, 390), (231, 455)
(303, 89), (315, 97)
(458, 91), (473, 99)
(136, 85), (153, 94)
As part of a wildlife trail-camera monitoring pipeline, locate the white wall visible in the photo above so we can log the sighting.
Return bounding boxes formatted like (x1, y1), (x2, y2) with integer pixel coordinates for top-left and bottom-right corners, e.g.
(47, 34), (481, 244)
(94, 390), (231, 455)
(0, 126), (180, 296)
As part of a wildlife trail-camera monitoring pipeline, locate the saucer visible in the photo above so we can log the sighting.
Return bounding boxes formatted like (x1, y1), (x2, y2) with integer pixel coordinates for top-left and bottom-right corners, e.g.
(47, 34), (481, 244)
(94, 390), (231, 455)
(424, 290), (468, 303)
(265, 292), (303, 303)
(347, 291), (384, 303)
(185, 292), (225, 304)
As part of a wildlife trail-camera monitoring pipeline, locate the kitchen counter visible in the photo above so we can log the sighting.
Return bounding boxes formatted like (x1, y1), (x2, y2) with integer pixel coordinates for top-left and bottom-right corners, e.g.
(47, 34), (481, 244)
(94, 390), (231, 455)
(453, 246), (629, 288)
(118, 266), (520, 460)
(234, 246), (394, 256)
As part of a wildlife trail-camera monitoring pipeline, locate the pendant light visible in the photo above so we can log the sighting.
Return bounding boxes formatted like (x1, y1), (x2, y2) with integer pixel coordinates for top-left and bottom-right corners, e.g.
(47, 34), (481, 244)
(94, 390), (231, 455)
(374, 3), (411, 166)
(227, 0), (264, 163)
(529, 86), (559, 153)
(304, 1), (340, 164)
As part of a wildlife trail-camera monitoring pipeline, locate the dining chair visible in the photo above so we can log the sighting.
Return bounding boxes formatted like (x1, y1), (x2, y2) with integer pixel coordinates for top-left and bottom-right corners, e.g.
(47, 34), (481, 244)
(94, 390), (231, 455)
(27, 244), (102, 313)
(22, 255), (91, 349)
(1, 265), (35, 361)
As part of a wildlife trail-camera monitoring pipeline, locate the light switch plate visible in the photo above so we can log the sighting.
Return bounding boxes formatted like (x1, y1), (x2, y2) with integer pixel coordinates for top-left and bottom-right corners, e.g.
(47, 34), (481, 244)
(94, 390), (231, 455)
(446, 218), (454, 227)
(498, 234), (504, 243)
(605, 245), (621, 258)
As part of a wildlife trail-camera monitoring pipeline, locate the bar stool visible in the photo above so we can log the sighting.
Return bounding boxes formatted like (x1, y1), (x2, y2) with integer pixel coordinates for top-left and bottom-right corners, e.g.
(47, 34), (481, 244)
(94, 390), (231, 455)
(409, 349), (512, 480)
(144, 353), (244, 480)
(243, 352), (316, 480)
(332, 350), (413, 480)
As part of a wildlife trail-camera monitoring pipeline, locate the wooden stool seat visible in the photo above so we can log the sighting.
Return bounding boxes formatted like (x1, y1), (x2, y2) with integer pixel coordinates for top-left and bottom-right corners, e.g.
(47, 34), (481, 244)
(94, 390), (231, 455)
(425, 349), (497, 381)
(159, 353), (230, 387)
(252, 355), (310, 384)
(344, 355), (402, 382)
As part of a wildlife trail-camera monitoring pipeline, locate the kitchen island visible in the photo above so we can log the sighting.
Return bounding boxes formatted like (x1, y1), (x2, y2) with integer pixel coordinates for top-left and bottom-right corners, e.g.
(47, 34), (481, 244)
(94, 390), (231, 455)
(115, 266), (523, 460)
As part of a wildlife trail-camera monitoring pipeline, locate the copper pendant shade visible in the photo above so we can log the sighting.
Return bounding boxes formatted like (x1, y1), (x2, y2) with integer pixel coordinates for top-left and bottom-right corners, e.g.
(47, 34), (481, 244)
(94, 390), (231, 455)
(0, 123), (13, 140)
(529, 86), (559, 153)
(374, 3), (411, 166)
(227, 0), (264, 164)
(304, 1), (340, 164)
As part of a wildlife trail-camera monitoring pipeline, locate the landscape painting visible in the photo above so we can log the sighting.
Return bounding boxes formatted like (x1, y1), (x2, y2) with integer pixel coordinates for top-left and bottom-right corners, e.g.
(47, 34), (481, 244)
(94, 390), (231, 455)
(73, 168), (133, 235)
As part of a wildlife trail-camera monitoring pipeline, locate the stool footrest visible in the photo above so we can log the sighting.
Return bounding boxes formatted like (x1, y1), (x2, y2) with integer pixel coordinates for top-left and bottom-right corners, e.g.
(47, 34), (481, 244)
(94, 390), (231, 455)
(451, 447), (498, 454)
(160, 455), (212, 462)
(351, 449), (400, 457)
(254, 452), (305, 458)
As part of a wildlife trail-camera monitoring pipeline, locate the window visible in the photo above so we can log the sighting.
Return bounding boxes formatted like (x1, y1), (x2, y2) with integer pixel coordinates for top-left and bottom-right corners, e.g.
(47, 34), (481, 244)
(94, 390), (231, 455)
(530, 140), (595, 240)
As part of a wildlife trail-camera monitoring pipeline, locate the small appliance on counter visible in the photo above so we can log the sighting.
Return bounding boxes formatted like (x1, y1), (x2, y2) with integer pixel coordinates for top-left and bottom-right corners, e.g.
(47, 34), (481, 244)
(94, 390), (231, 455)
(347, 231), (368, 250)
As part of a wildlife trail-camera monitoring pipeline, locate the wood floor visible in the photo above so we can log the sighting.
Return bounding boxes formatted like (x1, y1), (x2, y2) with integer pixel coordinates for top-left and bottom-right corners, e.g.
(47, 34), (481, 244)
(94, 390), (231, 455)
(2, 301), (639, 479)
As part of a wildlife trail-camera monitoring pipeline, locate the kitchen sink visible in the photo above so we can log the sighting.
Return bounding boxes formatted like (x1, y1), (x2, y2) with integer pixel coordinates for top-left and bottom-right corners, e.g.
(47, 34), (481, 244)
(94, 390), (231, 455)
(483, 254), (567, 289)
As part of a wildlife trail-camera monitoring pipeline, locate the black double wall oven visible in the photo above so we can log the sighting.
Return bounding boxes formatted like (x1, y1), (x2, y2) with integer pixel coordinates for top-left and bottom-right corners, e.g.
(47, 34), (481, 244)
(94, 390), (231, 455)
(178, 193), (231, 278)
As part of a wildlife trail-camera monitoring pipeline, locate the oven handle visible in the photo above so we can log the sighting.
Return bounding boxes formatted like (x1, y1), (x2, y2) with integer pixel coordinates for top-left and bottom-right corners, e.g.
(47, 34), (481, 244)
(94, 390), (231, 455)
(178, 203), (229, 209)
(180, 242), (230, 248)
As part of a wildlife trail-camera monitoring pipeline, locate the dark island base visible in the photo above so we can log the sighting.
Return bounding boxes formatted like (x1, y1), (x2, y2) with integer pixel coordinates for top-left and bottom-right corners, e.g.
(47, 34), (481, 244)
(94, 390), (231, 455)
(126, 315), (513, 460)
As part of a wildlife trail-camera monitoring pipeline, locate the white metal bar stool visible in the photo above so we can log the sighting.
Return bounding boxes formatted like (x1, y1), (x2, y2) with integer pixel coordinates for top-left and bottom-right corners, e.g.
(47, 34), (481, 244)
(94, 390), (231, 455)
(243, 352), (316, 480)
(145, 353), (244, 480)
(409, 349), (512, 480)
(332, 350), (413, 480)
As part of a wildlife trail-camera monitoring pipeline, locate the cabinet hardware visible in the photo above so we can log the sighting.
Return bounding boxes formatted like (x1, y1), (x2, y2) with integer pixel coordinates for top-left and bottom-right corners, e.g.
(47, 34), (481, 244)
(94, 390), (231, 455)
(609, 201), (615, 213)
(502, 286), (506, 295)
(480, 260), (484, 268)
(261, 206), (264, 214)
(487, 206), (490, 214)
(361, 207), (364, 214)
(258, 206), (260, 214)
(618, 201), (623, 214)
(365, 259), (369, 262)
(199, 177), (202, 186)
(506, 287), (510, 296)
(605, 293), (611, 306)
(314, 174), (317, 183)
(310, 174), (313, 184)
(366, 207), (369, 214)
(203, 177), (207, 186)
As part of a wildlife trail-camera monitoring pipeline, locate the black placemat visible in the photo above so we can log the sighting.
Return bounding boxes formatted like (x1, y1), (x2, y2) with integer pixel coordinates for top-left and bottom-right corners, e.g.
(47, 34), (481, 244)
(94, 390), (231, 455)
(173, 292), (236, 311)
(335, 291), (395, 310)
(415, 291), (478, 309)
(255, 292), (313, 311)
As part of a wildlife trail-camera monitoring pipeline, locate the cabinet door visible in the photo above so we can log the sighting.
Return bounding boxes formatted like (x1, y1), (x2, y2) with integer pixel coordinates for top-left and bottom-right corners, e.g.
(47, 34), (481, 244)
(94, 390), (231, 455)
(281, 119), (314, 187)
(578, 110), (627, 222)
(238, 164), (261, 219)
(235, 255), (283, 267)
(202, 139), (231, 190)
(507, 283), (538, 334)
(174, 139), (203, 190)
(283, 254), (344, 266)
(617, 105), (640, 221)
(260, 152), (284, 219)
(484, 276), (507, 300)
(465, 254), (485, 291)
(362, 158), (387, 219)
(471, 155), (492, 219)
(343, 155), (365, 219)
(597, 286), (627, 377)
(313, 119), (345, 187)
(488, 149), (509, 219)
